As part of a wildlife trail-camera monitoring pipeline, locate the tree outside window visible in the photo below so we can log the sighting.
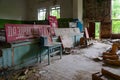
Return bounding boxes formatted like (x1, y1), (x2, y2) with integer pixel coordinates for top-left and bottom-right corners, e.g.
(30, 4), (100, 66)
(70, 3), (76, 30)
(112, 0), (120, 34)
(50, 5), (60, 19)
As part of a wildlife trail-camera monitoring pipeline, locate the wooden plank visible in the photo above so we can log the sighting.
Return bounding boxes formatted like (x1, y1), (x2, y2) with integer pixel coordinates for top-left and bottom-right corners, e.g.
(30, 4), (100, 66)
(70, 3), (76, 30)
(85, 27), (89, 38)
(60, 36), (73, 48)
(54, 28), (81, 36)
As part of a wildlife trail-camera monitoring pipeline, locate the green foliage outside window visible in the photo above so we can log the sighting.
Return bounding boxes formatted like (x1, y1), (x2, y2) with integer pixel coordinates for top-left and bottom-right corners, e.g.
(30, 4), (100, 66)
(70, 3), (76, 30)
(50, 6), (60, 19)
(112, 20), (120, 34)
(51, 10), (60, 18)
(112, 0), (120, 34)
(95, 22), (100, 39)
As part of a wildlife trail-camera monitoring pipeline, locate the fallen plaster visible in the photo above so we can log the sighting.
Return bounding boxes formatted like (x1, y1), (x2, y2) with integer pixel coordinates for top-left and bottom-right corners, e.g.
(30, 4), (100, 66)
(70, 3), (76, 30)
(37, 41), (120, 80)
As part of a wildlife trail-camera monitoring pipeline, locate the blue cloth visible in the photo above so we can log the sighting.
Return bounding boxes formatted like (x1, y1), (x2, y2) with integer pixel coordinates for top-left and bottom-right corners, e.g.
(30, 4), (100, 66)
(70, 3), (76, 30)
(73, 19), (83, 32)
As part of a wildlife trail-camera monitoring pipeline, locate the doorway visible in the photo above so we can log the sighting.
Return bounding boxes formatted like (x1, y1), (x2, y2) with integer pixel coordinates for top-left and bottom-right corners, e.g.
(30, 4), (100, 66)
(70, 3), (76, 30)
(95, 22), (100, 39)
(88, 22), (95, 39)
(88, 22), (100, 39)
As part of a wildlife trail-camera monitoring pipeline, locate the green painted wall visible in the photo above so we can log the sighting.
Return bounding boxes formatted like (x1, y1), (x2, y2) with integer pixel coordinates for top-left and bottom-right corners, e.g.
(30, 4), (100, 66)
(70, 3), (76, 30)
(0, 18), (73, 28)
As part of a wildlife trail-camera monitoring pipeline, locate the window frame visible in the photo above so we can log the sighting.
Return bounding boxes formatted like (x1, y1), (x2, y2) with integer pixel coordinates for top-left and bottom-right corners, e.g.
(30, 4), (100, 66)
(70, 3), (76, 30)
(38, 8), (47, 20)
(111, 0), (120, 34)
(49, 5), (60, 19)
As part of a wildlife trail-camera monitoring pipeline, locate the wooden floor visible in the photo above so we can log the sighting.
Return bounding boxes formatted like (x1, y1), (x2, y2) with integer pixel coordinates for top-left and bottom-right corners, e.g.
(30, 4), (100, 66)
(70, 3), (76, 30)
(37, 41), (120, 80)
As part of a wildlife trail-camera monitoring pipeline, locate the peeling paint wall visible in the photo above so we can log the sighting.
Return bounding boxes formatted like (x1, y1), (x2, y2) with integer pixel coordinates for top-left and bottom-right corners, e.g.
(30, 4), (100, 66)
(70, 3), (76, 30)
(101, 22), (112, 38)
(26, 0), (73, 20)
(0, 0), (26, 20)
(83, 0), (112, 38)
(73, 0), (83, 23)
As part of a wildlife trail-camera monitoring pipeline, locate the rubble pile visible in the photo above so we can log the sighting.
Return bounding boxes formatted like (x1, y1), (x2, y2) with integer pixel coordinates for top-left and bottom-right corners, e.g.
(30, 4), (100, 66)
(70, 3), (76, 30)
(92, 68), (120, 80)
(102, 43), (120, 66)
(0, 66), (42, 80)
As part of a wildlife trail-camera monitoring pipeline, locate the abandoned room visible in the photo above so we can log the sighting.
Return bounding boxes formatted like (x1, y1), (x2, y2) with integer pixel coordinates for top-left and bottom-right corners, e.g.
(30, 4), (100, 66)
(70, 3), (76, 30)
(0, 0), (120, 80)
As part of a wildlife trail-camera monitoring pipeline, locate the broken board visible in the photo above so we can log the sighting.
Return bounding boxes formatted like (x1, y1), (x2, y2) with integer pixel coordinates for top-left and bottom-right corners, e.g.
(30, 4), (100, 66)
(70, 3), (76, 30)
(54, 28), (82, 48)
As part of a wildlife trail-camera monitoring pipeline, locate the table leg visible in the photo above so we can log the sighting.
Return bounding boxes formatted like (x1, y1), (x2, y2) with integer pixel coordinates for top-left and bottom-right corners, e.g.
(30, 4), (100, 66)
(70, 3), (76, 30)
(40, 53), (41, 63)
(37, 53), (39, 63)
(48, 49), (50, 65)
(74, 35), (76, 46)
(60, 46), (62, 59)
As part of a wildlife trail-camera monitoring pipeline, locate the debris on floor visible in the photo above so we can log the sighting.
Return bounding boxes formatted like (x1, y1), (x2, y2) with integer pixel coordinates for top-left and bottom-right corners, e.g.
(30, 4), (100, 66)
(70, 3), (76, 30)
(0, 66), (42, 80)
(92, 68), (120, 80)
(92, 57), (103, 62)
(101, 43), (120, 67)
(104, 59), (120, 66)
(73, 70), (91, 80)
(64, 48), (71, 54)
(0, 40), (120, 80)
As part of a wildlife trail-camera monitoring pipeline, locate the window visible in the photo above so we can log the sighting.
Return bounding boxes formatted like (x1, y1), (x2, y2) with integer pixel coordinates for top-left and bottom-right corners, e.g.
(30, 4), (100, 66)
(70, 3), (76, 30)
(50, 5), (60, 18)
(112, 0), (120, 33)
(38, 8), (46, 20)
